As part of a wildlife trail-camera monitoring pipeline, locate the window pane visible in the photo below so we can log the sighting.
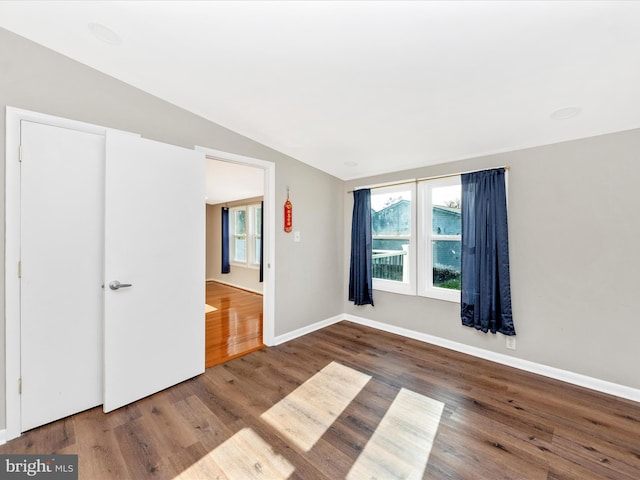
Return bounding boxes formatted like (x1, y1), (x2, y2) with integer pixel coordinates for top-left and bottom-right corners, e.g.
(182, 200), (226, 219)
(253, 238), (261, 265)
(254, 206), (262, 233)
(371, 191), (411, 236)
(432, 240), (461, 290)
(372, 241), (408, 281)
(432, 185), (461, 235)
(371, 190), (411, 282)
(234, 210), (246, 235)
(234, 237), (246, 262)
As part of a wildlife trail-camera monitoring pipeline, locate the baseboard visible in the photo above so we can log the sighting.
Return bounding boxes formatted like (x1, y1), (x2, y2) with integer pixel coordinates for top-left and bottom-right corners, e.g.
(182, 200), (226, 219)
(206, 278), (263, 295)
(272, 315), (343, 345)
(272, 312), (640, 403)
(343, 314), (640, 403)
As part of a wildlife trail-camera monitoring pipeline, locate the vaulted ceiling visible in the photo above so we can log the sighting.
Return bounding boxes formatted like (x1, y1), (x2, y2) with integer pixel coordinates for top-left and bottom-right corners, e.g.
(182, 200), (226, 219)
(2, 1), (640, 180)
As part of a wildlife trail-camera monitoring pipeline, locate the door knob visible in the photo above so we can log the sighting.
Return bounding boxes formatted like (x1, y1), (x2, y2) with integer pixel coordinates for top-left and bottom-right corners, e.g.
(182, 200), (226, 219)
(109, 280), (132, 290)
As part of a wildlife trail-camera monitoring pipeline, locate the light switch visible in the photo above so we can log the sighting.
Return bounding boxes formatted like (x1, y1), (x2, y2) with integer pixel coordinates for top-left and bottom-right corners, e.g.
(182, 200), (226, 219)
(294, 231), (301, 242)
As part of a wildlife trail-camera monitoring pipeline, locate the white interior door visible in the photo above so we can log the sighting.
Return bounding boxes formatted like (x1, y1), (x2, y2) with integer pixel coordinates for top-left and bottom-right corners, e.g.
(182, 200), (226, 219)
(103, 130), (205, 412)
(20, 121), (104, 431)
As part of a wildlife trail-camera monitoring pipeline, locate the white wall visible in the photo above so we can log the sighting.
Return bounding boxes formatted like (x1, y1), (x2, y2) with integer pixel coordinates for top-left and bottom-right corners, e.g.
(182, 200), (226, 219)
(344, 128), (640, 391)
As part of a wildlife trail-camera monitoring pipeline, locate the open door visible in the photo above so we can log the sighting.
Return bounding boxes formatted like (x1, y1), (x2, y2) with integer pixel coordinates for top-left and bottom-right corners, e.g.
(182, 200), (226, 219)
(103, 130), (205, 412)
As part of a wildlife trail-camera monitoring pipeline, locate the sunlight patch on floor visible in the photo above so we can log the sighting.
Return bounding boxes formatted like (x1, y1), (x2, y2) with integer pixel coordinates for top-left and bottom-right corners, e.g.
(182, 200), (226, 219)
(176, 364), (444, 478)
(261, 361), (371, 452)
(175, 427), (294, 480)
(347, 388), (444, 480)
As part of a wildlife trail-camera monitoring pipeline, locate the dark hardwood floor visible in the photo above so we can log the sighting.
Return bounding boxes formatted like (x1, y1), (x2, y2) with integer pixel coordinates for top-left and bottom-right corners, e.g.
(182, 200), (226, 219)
(2, 321), (639, 479)
(205, 281), (264, 368)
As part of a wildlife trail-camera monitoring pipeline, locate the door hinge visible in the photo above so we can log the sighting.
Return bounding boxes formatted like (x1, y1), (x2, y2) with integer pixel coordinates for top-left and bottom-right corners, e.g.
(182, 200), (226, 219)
(18, 378), (22, 395)
(19, 145), (23, 163)
(18, 261), (22, 278)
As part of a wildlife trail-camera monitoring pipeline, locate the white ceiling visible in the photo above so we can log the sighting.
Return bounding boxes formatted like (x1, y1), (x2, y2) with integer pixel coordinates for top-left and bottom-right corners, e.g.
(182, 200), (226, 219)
(206, 159), (263, 205)
(2, 1), (640, 180)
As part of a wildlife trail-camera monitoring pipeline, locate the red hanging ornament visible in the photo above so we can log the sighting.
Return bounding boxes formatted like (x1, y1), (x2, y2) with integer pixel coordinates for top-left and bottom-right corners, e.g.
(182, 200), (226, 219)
(284, 188), (293, 233)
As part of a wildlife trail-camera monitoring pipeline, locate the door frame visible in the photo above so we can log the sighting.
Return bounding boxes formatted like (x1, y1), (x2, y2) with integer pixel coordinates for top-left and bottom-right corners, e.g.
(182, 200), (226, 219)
(4, 107), (121, 440)
(4, 110), (277, 441)
(195, 146), (276, 346)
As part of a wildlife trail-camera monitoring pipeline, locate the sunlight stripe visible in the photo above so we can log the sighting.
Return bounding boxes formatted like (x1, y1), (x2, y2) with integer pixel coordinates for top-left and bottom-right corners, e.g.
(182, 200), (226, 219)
(176, 428), (295, 479)
(347, 388), (444, 480)
(261, 361), (371, 451)
(205, 304), (217, 313)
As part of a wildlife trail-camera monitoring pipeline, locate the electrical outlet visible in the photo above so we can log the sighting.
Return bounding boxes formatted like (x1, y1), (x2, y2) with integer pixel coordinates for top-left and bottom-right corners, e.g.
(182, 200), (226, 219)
(506, 336), (516, 350)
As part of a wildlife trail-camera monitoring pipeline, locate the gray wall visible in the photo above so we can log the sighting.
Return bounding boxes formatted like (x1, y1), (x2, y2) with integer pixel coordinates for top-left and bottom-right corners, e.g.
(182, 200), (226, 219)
(206, 198), (264, 293)
(0, 28), (345, 429)
(344, 128), (640, 391)
(3, 24), (638, 436)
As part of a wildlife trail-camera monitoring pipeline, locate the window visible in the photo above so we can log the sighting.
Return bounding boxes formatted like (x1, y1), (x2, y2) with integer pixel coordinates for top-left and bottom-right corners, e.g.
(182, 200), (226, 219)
(364, 172), (504, 303)
(370, 184), (416, 295)
(230, 203), (262, 268)
(231, 207), (247, 263)
(418, 176), (461, 302)
(252, 205), (262, 267)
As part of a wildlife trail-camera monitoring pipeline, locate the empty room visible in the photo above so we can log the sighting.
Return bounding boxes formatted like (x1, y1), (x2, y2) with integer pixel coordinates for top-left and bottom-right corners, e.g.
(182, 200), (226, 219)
(0, 1), (639, 479)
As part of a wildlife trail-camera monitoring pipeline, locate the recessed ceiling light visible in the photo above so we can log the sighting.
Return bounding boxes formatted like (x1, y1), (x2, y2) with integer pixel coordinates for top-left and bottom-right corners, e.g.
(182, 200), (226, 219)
(550, 106), (581, 120)
(344, 161), (358, 167)
(88, 22), (122, 46)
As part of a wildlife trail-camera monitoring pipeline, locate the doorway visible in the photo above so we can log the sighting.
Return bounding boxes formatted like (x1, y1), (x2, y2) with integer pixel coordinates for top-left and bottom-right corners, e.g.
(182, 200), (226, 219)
(196, 147), (275, 356)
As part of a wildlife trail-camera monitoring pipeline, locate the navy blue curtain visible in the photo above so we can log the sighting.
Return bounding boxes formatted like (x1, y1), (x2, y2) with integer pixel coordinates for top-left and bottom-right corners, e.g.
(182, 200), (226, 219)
(221, 207), (230, 274)
(259, 201), (264, 283)
(460, 168), (515, 335)
(349, 189), (374, 306)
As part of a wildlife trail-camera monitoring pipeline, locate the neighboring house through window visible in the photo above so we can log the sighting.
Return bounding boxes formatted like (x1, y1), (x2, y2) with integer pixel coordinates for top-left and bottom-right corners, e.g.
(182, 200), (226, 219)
(418, 176), (461, 302)
(370, 184), (416, 295)
(368, 176), (461, 301)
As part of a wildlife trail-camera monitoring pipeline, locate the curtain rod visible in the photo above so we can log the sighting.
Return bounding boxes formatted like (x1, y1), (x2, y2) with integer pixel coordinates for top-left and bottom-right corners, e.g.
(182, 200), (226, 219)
(348, 165), (510, 193)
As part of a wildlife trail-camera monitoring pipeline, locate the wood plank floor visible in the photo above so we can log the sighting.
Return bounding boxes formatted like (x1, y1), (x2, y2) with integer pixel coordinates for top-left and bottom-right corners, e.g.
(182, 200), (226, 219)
(2, 321), (639, 479)
(205, 281), (264, 368)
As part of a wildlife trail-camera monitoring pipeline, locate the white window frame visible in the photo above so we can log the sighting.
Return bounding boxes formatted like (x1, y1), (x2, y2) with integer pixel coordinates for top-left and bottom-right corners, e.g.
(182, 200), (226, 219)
(418, 176), (462, 303)
(230, 206), (247, 265)
(230, 203), (262, 268)
(371, 183), (417, 296)
(250, 203), (262, 267)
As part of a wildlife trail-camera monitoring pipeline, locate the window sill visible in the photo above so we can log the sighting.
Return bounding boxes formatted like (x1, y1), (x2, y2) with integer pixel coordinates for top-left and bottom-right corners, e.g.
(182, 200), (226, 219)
(372, 279), (461, 303)
(230, 262), (260, 270)
(373, 278), (415, 296)
(419, 288), (461, 303)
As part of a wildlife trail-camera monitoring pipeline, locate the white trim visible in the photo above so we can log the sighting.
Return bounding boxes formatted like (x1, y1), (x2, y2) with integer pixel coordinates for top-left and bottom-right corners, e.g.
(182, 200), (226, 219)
(0, 429), (6, 445)
(272, 315), (344, 346)
(229, 203), (262, 268)
(230, 306), (640, 402)
(5, 107), (22, 442)
(343, 314), (640, 403)
(195, 146), (276, 346)
(371, 183), (417, 296)
(206, 278), (263, 296)
(417, 176), (461, 303)
(4, 107), (126, 441)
